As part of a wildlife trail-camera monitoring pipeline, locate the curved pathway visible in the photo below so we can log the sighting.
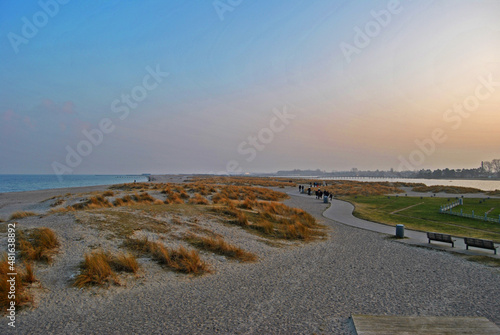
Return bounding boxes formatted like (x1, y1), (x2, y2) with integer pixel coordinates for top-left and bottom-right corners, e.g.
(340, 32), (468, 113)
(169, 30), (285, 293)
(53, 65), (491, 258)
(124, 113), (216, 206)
(290, 190), (499, 258)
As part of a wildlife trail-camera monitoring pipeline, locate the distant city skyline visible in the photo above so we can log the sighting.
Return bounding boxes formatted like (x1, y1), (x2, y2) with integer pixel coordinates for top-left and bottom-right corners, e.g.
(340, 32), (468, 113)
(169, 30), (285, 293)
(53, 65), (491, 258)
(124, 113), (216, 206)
(1, 1), (499, 176)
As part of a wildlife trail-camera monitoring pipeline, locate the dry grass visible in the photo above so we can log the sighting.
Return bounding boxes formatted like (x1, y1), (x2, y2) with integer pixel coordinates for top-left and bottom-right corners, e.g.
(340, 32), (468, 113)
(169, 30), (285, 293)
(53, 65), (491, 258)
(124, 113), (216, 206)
(123, 237), (151, 253)
(211, 206), (249, 227)
(166, 193), (185, 204)
(185, 182), (215, 196)
(237, 198), (256, 210)
(190, 176), (296, 188)
(0, 253), (33, 311)
(251, 219), (274, 235)
(188, 193), (210, 205)
(9, 211), (37, 220)
(49, 206), (74, 214)
(132, 192), (156, 203)
(72, 195), (113, 210)
(73, 250), (139, 288)
(102, 190), (115, 197)
(178, 190), (190, 200)
(211, 201), (324, 241)
(74, 250), (119, 288)
(323, 180), (404, 196)
(113, 195), (134, 206)
(107, 252), (140, 274)
(124, 238), (210, 275)
(18, 228), (59, 263)
(110, 183), (151, 191)
(215, 185), (288, 202)
(211, 193), (230, 205)
(22, 262), (37, 284)
(185, 234), (257, 262)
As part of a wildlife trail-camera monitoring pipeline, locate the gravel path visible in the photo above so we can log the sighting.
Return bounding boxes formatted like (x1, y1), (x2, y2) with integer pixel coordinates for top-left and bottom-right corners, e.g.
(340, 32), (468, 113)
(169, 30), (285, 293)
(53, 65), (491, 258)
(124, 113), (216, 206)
(2, 193), (500, 334)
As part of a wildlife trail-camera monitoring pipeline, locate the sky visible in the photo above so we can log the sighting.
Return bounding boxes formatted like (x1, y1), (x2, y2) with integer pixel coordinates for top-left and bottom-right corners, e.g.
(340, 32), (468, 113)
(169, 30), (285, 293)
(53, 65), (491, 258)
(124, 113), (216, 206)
(1, 0), (499, 175)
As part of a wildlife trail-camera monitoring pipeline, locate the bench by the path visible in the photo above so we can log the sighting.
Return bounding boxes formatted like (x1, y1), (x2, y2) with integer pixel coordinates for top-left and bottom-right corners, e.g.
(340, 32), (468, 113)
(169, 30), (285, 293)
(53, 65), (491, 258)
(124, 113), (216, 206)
(464, 238), (498, 255)
(427, 232), (456, 247)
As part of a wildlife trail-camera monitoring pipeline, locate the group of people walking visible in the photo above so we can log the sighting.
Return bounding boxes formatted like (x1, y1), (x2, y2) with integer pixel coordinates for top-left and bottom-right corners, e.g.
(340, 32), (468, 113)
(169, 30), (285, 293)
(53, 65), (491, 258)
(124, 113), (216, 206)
(298, 184), (333, 201)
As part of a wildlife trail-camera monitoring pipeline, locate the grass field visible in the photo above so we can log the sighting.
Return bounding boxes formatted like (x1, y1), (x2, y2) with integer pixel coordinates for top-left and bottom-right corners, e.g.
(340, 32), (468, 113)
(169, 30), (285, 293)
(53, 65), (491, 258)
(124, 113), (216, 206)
(342, 195), (500, 242)
(453, 198), (500, 218)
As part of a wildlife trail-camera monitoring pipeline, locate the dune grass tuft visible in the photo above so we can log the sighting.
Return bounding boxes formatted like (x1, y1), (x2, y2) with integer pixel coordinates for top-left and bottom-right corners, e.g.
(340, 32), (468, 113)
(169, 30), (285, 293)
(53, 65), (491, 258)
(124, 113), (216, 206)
(9, 211), (37, 220)
(166, 193), (185, 204)
(0, 253), (33, 311)
(22, 262), (37, 284)
(18, 228), (59, 263)
(107, 252), (140, 274)
(124, 238), (210, 275)
(74, 250), (119, 288)
(188, 193), (210, 205)
(185, 234), (257, 262)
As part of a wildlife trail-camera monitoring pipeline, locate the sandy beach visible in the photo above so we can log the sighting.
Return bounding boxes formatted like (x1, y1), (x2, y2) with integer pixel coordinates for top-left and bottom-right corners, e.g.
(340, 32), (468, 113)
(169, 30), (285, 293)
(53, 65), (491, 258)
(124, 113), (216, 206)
(1, 181), (499, 334)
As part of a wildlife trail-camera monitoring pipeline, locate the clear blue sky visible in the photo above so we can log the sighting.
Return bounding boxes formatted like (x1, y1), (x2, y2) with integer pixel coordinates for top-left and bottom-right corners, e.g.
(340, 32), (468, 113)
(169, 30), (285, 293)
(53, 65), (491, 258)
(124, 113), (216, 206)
(1, 0), (499, 175)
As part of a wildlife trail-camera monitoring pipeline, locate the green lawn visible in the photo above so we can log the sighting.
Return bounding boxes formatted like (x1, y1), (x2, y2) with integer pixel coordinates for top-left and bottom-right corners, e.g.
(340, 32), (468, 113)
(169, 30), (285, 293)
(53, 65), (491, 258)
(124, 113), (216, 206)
(453, 198), (500, 218)
(341, 195), (500, 242)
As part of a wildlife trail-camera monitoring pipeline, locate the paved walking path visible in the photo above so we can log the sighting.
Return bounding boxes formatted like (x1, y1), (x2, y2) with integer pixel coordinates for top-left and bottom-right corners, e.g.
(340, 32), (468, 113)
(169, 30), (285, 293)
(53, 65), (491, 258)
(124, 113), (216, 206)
(290, 190), (499, 258)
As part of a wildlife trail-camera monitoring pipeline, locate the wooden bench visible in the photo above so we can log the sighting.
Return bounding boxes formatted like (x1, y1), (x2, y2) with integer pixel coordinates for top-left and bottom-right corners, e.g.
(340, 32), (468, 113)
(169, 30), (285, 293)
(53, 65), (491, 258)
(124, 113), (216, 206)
(427, 232), (455, 247)
(464, 238), (498, 255)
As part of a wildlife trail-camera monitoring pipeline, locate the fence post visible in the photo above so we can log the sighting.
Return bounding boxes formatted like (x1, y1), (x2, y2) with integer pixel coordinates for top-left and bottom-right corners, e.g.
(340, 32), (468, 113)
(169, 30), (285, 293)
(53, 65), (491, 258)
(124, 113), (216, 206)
(472, 210), (475, 218)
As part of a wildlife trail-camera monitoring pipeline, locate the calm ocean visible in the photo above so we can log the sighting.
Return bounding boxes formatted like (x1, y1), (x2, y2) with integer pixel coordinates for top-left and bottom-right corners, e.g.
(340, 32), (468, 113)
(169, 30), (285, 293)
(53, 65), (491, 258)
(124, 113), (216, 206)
(0, 175), (149, 193)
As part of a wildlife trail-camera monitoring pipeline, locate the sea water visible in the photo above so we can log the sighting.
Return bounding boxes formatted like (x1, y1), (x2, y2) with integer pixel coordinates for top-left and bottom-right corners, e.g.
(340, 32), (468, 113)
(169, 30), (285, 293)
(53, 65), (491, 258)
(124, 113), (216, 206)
(0, 175), (149, 193)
